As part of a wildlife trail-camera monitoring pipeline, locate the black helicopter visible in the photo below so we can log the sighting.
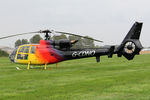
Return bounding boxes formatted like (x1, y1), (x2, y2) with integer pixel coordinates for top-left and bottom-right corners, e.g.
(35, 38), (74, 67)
(0, 22), (143, 69)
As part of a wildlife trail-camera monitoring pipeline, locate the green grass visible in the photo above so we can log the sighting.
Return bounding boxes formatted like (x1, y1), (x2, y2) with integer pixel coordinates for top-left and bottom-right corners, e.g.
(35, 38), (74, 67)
(0, 54), (150, 100)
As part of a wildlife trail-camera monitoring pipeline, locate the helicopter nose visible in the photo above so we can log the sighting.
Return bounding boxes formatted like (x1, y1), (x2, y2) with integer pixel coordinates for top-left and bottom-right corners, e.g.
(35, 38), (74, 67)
(9, 47), (18, 63)
(9, 53), (15, 62)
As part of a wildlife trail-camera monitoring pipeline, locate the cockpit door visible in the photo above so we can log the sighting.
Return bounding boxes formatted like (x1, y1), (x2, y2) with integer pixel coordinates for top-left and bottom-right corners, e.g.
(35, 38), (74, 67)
(28, 46), (41, 64)
(15, 46), (30, 64)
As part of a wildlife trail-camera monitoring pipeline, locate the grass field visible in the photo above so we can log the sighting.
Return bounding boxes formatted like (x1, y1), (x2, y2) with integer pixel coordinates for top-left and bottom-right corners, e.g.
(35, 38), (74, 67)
(0, 54), (150, 100)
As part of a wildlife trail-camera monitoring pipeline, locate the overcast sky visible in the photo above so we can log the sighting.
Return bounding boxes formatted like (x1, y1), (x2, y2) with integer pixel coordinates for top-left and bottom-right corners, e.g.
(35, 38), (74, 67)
(0, 0), (150, 47)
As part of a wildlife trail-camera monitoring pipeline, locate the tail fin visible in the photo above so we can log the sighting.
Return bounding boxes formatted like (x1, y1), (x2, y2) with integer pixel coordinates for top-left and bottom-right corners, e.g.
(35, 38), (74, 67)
(122, 22), (143, 42)
(116, 22), (143, 60)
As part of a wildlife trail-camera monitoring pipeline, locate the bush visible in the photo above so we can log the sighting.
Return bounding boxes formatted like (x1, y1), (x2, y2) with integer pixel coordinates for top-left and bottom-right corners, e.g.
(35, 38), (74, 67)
(0, 49), (9, 57)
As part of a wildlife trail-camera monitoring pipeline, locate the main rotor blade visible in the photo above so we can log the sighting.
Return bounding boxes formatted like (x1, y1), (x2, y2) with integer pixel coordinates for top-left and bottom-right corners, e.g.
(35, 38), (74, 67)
(55, 31), (103, 43)
(0, 31), (39, 40)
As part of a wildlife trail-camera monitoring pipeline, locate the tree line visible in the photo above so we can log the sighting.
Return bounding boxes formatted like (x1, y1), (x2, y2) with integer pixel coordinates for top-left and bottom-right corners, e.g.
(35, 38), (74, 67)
(15, 35), (42, 47)
(0, 49), (9, 57)
(15, 34), (97, 48)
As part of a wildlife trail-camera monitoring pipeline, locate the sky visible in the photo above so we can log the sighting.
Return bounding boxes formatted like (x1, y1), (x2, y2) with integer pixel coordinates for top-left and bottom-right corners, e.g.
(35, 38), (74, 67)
(0, 0), (150, 48)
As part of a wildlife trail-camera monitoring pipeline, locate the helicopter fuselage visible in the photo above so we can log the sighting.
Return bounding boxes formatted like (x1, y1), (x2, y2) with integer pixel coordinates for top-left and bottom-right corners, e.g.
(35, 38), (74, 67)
(9, 40), (113, 65)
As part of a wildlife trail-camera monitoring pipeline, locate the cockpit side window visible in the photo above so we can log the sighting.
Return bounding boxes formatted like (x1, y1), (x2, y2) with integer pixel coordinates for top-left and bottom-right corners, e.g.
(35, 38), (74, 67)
(31, 46), (36, 54)
(24, 46), (30, 53)
(19, 47), (24, 53)
(24, 54), (28, 60)
(9, 47), (18, 62)
(11, 47), (18, 55)
(17, 54), (23, 59)
(17, 46), (30, 60)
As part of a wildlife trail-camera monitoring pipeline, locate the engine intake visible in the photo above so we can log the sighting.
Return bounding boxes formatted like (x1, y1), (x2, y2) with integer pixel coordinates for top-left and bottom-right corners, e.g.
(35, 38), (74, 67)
(53, 39), (78, 49)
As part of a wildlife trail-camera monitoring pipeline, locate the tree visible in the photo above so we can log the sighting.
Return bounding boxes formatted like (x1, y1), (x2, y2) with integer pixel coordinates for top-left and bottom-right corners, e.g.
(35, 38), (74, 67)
(82, 36), (95, 48)
(15, 39), (29, 47)
(22, 39), (29, 44)
(52, 34), (67, 40)
(15, 39), (22, 47)
(30, 34), (43, 43)
(95, 45), (100, 48)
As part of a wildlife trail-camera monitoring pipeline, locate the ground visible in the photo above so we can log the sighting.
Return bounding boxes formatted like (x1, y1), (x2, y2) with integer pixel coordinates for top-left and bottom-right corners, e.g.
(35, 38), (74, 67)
(0, 54), (150, 100)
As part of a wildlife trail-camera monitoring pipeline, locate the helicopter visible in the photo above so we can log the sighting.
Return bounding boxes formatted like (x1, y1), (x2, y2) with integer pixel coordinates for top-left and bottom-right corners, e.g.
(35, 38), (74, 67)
(0, 22), (143, 70)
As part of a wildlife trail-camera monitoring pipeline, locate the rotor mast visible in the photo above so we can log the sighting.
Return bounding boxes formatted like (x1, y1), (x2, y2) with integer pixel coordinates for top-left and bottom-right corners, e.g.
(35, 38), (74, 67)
(45, 32), (50, 40)
(40, 30), (51, 40)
